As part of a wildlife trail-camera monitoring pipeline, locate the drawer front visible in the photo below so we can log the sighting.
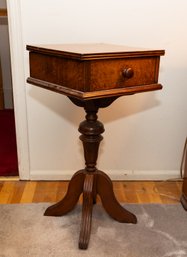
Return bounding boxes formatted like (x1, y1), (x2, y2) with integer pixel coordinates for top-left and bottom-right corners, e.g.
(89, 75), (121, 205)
(89, 57), (160, 91)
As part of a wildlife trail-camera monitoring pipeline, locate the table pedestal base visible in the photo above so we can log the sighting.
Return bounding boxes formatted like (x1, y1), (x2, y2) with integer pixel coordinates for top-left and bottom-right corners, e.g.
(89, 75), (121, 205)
(44, 97), (137, 249)
(45, 169), (137, 249)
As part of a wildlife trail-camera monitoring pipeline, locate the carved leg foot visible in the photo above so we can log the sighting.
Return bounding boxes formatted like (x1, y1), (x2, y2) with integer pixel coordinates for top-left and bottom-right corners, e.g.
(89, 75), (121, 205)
(79, 174), (94, 249)
(44, 170), (85, 216)
(97, 170), (137, 224)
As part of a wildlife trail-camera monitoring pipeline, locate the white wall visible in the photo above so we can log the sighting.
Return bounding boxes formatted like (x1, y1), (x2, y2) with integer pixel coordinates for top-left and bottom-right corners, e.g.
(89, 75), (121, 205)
(0, 0), (13, 108)
(8, 0), (187, 180)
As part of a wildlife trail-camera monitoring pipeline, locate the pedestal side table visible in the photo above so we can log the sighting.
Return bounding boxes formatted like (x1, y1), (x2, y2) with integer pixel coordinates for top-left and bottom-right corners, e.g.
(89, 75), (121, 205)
(27, 43), (165, 249)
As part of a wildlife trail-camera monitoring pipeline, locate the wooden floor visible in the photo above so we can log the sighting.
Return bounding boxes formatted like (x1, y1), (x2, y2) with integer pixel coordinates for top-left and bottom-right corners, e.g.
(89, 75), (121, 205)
(0, 180), (183, 204)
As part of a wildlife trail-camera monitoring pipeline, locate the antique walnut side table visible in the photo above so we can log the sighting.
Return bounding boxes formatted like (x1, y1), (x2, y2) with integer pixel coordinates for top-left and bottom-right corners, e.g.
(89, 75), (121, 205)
(27, 43), (164, 249)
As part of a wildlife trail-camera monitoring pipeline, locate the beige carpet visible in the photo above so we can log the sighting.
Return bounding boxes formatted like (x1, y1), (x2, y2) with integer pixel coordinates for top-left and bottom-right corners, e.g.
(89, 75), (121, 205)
(0, 203), (187, 257)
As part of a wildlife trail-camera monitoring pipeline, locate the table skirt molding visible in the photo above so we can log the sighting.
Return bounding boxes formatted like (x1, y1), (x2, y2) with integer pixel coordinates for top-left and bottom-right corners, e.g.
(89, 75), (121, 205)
(29, 169), (180, 181)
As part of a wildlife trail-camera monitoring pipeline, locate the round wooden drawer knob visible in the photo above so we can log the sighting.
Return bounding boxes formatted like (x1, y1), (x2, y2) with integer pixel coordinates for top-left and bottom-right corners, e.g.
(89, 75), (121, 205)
(122, 68), (134, 79)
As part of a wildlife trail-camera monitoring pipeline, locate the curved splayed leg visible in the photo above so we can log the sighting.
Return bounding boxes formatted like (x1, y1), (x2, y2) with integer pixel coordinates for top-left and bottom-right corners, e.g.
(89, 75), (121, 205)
(97, 170), (137, 224)
(79, 174), (94, 249)
(44, 170), (85, 216)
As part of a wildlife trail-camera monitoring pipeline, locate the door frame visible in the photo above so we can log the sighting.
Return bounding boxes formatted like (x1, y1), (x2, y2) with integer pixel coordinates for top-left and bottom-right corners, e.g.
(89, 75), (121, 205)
(6, 0), (30, 179)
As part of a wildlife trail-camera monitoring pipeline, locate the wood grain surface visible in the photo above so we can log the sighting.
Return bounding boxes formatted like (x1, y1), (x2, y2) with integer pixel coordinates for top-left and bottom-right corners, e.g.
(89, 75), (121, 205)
(0, 180), (182, 204)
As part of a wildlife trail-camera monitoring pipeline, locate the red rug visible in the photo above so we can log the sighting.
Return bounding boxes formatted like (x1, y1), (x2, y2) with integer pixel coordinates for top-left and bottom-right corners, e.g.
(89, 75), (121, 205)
(0, 109), (18, 176)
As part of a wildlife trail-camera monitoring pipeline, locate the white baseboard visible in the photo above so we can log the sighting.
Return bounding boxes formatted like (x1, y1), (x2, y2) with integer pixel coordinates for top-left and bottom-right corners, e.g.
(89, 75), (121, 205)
(29, 169), (181, 181)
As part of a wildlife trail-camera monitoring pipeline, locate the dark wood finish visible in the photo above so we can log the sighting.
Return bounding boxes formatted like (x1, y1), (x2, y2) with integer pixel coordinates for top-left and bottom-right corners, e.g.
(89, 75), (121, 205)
(44, 170), (85, 216)
(26, 43), (165, 60)
(79, 174), (94, 249)
(181, 142), (187, 210)
(27, 43), (164, 249)
(27, 43), (164, 100)
(97, 170), (137, 223)
(44, 99), (137, 249)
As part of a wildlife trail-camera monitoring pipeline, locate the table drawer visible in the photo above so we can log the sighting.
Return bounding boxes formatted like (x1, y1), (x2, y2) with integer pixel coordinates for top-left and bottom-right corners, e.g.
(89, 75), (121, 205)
(89, 57), (160, 91)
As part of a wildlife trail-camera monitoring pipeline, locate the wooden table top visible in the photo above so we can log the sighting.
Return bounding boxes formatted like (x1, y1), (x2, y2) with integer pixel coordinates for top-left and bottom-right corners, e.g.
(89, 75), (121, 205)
(27, 43), (164, 60)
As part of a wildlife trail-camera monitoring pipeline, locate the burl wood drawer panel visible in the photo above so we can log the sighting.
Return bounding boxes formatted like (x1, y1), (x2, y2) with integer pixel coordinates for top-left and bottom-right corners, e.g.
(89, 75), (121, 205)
(89, 57), (159, 91)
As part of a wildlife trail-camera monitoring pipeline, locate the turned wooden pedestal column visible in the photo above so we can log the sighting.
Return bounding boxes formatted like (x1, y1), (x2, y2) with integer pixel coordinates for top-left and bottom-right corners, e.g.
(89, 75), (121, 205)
(27, 43), (164, 249)
(44, 97), (137, 249)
